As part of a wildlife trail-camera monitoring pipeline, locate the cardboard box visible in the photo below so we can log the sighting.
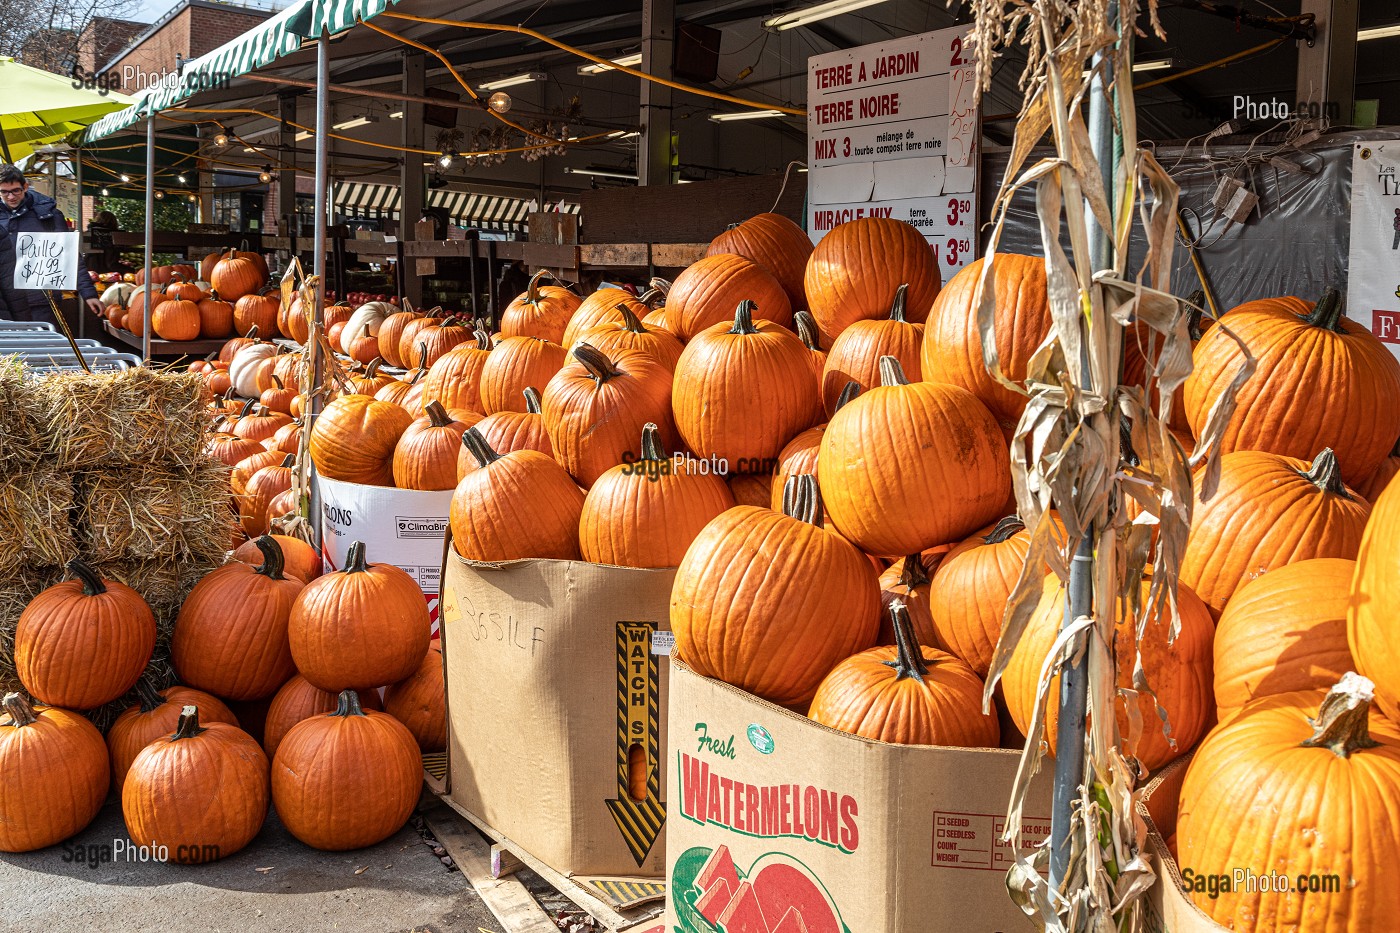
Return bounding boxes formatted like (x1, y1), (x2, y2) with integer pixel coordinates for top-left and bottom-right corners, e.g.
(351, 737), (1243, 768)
(665, 660), (1054, 932)
(1136, 755), (1226, 933)
(439, 546), (675, 877)
(317, 477), (450, 623)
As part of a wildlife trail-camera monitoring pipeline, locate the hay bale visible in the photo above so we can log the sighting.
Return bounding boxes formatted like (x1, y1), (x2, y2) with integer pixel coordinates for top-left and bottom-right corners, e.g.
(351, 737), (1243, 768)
(0, 356), (42, 469)
(0, 566), (61, 695)
(35, 368), (211, 470)
(0, 469), (77, 575)
(75, 461), (231, 564)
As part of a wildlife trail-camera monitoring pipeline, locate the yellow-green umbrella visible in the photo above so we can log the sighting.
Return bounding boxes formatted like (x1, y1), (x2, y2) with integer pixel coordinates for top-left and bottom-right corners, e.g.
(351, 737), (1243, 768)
(0, 56), (132, 163)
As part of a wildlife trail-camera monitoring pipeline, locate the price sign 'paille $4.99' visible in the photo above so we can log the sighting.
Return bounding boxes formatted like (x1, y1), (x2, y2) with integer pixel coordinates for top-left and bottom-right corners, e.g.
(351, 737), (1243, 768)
(806, 27), (979, 275)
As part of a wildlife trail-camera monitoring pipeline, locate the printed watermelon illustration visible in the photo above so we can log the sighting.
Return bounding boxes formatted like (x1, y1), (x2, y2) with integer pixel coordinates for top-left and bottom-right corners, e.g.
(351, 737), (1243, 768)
(672, 847), (849, 933)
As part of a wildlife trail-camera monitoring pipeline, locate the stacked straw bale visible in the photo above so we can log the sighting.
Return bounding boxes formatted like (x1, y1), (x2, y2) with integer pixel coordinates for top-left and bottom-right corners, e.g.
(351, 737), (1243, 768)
(0, 364), (230, 730)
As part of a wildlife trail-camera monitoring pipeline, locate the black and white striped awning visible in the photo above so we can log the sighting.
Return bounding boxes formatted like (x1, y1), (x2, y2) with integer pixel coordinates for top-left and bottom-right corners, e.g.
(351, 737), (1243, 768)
(333, 182), (580, 232)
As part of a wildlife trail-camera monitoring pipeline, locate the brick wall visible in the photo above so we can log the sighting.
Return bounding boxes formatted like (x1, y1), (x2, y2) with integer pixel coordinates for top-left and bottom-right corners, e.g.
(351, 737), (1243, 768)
(102, 2), (272, 94)
(77, 18), (149, 74)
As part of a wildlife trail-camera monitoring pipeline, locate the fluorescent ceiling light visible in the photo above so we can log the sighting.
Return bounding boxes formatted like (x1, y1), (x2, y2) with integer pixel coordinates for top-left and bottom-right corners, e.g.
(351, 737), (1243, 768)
(332, 115), (373, 130)
(764, 0), (890, 31)
(1084, 58), (1173, 78)
(239, 125), (281, 141)
(564, 167), (637, 180)
(1359, 24), (1400, 41)
(295, 130), (311, 141)
(709, 109), (785, 122)
(389, 110), (403, 118)
(606, 130), (641, 139)
(578, 53), (642, 75)
(479, 72), (545, 91)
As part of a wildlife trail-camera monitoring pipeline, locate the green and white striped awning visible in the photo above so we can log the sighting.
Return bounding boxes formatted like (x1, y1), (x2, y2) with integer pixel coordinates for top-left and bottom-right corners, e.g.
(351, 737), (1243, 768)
(334, 181), (580, 232)
(80, 0), (400, 144)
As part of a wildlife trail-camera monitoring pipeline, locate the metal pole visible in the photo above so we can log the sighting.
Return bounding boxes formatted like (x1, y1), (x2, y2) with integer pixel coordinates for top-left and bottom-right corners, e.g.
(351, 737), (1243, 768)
(1048, 4), (1119, 891)
(142, 111), (155, 362)
(75, 148), (84, 339)
(308, 29), (330, 550)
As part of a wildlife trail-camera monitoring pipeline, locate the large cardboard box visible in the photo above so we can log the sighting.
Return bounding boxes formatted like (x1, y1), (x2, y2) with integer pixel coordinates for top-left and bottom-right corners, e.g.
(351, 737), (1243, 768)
(317, 477), (451, 621)
(1136, 755), (1227, 933)
(665, 660), (1054, 932)
(439, 546), (675, 878)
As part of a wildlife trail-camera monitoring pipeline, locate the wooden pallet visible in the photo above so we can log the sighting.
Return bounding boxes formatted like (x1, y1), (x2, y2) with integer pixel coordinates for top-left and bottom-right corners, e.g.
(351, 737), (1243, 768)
(429, 796), (666, 932)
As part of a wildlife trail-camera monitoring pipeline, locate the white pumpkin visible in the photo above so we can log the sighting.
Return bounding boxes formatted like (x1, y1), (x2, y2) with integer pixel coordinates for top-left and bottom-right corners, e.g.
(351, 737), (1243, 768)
(229, 342), (280, 399)
(100, 282), (136, 309)
(343, 301), (395, 349)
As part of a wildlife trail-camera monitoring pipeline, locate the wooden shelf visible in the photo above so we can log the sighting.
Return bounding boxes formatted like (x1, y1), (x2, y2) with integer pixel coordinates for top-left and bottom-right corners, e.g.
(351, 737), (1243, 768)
(101, 320), (230, 358)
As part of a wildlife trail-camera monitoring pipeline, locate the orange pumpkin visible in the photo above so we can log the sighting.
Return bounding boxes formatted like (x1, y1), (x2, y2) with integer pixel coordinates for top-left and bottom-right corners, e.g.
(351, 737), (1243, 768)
(288, 540), (431, 691)
(805, 217), (940, 338)
(1003, 574), (1215, 772)
(239, 454), (294, 537)
(500, 271), (583, 344)
(479, 335), (568, 414)
(579, 422), (736, 567)
(672, 301), (817, 467)
(107, 681), (240, 792)
(808, 601), (998, 746)
(671, 474), (880, 707)
(198, 294), (235, 338)
(415, 317), (477, 367)
(669, 253), (793, 339)
(821, 282), (924, 417)
(308, 394), (413, 486)
(397, 317), (442, 369)
(421, 327), (492, 414)
(1213, 557), (1357, 722)
(1355, 441), (1400, 501)
(561, 287), (653, 349)
(383, 643), (447, 753)
(0, 693), (109, 852)
(706, 212), (813, 314)
(210, 248), (265, 301)
(726, 472), (772, 509)
(232, 533), (322, 583)
(541, 343), (678, 487)
(817, 356), (1010, 558)
(172, 535), (303, 701)
(1184, 288), (1400, 486)
(458, 387), (552, 479)
(1348, 468), (1400, 722)
(377, 310), (419, 367)
(233, 291), (280, 337)
(450, 429), (586, 561)
(392, 401), (470, 490)
(1182, 449), (1371, 616)
(577, 304), (685, 372)
(15, 559), (157, 710)
(231, 449), (283, 498)
(262, 675), (383, 759)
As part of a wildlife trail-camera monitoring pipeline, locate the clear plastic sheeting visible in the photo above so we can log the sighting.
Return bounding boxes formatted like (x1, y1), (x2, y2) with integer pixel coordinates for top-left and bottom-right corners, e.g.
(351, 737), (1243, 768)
(980, 129), (1392, 311)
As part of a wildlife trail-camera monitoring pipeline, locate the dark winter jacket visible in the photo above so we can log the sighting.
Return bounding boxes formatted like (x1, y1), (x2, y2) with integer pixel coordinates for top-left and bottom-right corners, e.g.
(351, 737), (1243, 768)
(0, 191), (99, 319)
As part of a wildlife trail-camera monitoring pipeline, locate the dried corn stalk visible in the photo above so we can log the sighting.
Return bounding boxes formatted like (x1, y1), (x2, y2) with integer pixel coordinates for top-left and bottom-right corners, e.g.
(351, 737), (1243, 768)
(958, 1), (1253, 930)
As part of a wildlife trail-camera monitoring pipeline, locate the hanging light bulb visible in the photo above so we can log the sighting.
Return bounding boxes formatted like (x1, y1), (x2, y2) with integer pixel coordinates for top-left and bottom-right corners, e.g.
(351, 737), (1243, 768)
(488, 91), (512, 114)
(186, 193), (197, 202)
(100, 187), (109, 196)
(437, 151), (456, 169)
(213, 133), (229, 147)
(154, 190), (164, 200)
(258, 165), (272, 184)
(119, 173), (131, 182)
(177, 174), (187, 184)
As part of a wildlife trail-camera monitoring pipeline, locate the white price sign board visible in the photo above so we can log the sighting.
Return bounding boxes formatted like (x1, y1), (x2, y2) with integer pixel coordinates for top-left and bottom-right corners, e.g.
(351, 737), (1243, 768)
(13, 231), (78, 290)
(1347, 139), (1400, 360)
(806, 27), (979, 274)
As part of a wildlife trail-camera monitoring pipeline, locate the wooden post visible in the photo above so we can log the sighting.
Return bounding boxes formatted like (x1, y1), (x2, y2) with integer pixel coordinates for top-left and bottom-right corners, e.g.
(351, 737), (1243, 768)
(279, 92), (299, 263)
(401, 50), (426, 307)
(638, 0), (675, 186)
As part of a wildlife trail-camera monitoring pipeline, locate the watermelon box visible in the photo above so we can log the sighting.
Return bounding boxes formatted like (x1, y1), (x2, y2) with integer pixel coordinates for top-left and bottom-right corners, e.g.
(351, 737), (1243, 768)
(437, 541), (676, 879)
(665, 660), (1054, 933)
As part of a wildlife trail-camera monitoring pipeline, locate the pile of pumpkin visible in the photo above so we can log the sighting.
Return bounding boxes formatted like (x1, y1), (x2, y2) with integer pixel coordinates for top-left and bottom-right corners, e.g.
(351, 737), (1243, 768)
(98, 248), (273, 343)
(0, 536), (446, 859)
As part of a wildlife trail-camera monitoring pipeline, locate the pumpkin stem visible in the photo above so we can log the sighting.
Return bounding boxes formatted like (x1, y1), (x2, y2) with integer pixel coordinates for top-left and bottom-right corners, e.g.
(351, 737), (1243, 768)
(877, 355), (910, 387)
(616, 303), (646, 334)
(639, 422), (667, 461)
(333, 689), (368, 718)
(1300, 672), (1381, 758)
(270, 374), (284, 391)
(522, 386), (542, 414)
(983, 515), (1026, 545)
(647, 276), (671, 297)
(461, 427), (502, 469)
(1, 692), (38, 727)
(343, 540), (369, 574)
(415, 342), (429, 372)
(525, 270), (550, 304)
(424, 400), (454, 428)
(639, 287), (665, 309)
(1304, 287), (1346, 333)
(888, 284), (910, 323)
(781, 474), (824, 528)
(728, 300), (761, 336)
(245, 324), (260, 340)
(1302, 448), (1350, 498)
(835, 380), (861, 412)
(882, 600), (930, 683)
(66, 558), (107, 596)
(251, 534), (286, 580)
(204, 350), (218, 362)
(134, 678), (166, 713)
(474, 326), (492, 350)
(171, 705), (205, 740)
(794, 312), (822, 352)
(573, 343), (622, 383)
(365, 358), (383, 379)
(239, 398), (256, 417)
(279, 454), (294, 468)
(897, 554), (930, 590)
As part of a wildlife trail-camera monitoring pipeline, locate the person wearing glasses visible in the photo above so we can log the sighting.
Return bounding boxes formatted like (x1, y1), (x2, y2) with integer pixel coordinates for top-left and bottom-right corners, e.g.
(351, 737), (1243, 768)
(0, 165), (102, 325)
